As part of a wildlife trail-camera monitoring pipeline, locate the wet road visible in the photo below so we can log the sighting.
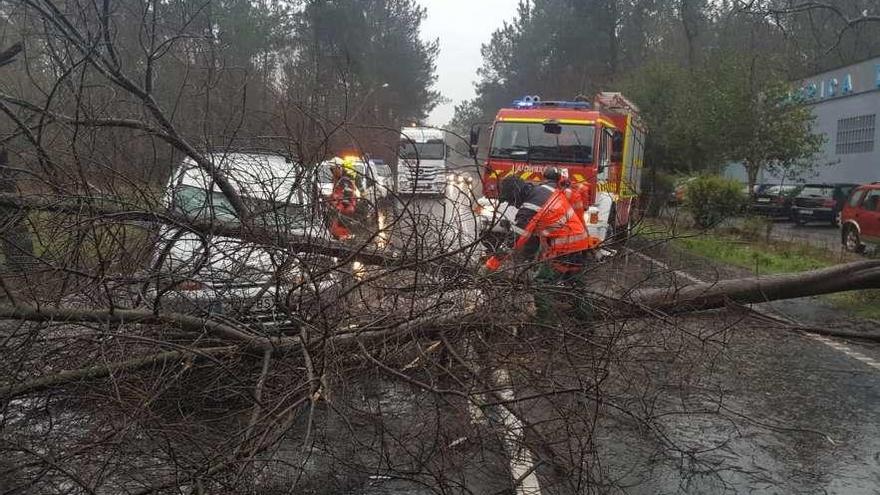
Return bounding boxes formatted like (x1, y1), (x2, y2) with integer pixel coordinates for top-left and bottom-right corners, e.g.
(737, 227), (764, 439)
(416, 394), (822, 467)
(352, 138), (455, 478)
(388, 180), (482, 255)
(593, 243), (880, 493)
(772, 221), (845, 252)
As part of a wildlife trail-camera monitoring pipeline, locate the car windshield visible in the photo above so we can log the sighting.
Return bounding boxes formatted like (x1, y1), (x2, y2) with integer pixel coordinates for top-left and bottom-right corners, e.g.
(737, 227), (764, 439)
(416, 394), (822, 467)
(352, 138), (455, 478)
(173, 185), (310, 230)
(489, 122), (594, 163)
(799, 186), (833, 197)
(399, 141), (445, 160)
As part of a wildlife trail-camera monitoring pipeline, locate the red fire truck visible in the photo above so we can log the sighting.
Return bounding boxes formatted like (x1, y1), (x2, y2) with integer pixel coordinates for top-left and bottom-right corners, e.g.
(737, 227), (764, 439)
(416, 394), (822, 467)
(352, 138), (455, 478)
(472, 92), (646, 243)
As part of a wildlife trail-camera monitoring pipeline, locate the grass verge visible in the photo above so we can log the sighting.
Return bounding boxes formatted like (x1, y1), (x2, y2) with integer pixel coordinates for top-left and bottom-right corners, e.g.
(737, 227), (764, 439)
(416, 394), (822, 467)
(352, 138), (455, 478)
(636, 218), (880, 320)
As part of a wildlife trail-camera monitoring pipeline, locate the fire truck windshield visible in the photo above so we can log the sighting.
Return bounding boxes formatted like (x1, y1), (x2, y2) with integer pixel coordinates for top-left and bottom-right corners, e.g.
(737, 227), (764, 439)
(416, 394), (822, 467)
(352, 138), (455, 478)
(399, 141), (445, 160)
(489, 122), (594, 163)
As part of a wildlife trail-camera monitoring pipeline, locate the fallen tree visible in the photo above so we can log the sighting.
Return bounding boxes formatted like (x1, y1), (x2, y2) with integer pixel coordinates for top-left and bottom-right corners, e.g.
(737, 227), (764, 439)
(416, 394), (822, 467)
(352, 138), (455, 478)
(626, 260), (880, 314)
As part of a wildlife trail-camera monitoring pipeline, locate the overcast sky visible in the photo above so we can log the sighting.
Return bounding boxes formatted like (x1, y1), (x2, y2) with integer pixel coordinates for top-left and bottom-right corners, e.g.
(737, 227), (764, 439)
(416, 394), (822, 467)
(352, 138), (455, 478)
(420, 0), (521, 126)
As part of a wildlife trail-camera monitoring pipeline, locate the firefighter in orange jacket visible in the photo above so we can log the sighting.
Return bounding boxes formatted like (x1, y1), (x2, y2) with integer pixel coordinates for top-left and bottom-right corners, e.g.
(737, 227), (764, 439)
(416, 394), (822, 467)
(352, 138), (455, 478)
(485, 175), (600, 275)
(329, 161), (358, 240)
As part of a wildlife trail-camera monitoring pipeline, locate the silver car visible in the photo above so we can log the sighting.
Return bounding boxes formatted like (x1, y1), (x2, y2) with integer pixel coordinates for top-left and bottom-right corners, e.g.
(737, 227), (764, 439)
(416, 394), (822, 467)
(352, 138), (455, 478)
(150, 152), (338, 324)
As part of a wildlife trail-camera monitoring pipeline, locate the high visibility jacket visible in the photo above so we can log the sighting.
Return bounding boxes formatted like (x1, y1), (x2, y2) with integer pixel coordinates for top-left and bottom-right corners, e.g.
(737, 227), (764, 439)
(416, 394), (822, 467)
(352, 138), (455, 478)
(511, 182), (599, 261)
(331, 175), (357, 215)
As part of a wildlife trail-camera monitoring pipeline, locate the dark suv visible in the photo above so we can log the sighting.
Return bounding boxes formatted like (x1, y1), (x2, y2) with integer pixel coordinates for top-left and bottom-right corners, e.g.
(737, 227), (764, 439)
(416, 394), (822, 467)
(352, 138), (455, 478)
(791, 183), (858, 226)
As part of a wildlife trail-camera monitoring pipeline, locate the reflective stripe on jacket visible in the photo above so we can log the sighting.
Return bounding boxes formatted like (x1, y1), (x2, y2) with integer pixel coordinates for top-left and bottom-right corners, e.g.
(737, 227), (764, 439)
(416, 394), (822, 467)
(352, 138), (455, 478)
(564, 182), (591, 225)
(512, 183), (598, 260)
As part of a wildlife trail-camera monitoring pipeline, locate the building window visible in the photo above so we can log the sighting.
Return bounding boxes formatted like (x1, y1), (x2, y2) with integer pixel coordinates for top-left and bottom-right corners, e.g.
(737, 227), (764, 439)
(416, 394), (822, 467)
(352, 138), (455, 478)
(836, 114), (876, 154)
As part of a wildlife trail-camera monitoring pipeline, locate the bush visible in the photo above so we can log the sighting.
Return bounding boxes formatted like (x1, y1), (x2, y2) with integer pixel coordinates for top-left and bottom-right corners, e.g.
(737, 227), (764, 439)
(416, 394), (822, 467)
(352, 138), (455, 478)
(684, 175), (745, 229)
(739, 215), (773, 241)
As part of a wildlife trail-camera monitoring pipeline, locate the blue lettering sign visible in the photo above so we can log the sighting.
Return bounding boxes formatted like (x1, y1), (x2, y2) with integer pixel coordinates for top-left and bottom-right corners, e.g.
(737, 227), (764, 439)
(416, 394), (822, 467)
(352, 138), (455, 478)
(876, 64), (880, 89)
(842, 74), (853, 94)
(827, 78), (838, 97)
(807, 82), (818, 99)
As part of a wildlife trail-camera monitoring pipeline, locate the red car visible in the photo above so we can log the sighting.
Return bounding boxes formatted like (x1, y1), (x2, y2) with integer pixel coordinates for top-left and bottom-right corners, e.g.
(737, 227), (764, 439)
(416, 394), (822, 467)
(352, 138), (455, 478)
(840, 182), (880, 253)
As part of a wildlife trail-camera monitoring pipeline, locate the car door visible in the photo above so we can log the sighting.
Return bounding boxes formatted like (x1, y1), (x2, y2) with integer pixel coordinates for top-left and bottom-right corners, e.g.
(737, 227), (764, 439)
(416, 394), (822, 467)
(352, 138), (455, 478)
(859, 189), (880, 242)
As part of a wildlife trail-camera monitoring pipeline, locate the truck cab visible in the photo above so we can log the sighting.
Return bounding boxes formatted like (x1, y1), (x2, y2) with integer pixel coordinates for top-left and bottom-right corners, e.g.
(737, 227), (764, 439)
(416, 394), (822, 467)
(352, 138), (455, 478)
(397, 126), (449, 196)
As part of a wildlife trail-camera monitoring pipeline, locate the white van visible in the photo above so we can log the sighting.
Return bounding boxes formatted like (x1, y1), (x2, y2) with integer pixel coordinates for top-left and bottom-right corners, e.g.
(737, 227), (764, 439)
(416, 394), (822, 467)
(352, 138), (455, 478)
(152, 152), (337, 323)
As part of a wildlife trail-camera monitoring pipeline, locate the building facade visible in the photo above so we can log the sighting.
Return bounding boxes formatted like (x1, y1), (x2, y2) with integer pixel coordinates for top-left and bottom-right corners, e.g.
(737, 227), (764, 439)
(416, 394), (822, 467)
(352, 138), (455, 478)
(727, 56), (879, 184)
(797, 56), (879, 183)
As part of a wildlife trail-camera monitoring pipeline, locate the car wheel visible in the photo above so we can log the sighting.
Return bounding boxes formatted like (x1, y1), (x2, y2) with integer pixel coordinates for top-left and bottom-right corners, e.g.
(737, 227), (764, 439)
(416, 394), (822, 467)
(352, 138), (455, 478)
(844, 227), (865, 254)
(793, 215), (805, 226)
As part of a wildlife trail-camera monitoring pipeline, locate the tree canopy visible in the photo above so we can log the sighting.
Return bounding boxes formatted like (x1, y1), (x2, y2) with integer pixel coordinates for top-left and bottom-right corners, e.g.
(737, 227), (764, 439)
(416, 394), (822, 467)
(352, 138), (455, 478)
(0, 0), (440, 180)
(451, 0), (879, 180)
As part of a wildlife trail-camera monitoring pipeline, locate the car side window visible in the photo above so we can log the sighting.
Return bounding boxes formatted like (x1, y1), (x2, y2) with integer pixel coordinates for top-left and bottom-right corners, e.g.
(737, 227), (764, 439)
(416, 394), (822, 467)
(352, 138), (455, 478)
(849, 189), (866, 208)
(864, 191), (880, 212)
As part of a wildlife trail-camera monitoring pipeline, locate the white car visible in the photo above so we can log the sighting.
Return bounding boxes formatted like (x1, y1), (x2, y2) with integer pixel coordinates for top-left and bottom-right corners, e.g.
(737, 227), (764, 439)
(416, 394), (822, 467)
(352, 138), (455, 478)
(151, 152), (338, 324)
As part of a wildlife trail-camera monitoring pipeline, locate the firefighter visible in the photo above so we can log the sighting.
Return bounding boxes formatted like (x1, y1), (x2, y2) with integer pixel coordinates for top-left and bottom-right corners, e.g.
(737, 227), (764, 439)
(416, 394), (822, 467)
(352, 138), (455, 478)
(329, 158), (358, 240)
(485, 175), (600, 277)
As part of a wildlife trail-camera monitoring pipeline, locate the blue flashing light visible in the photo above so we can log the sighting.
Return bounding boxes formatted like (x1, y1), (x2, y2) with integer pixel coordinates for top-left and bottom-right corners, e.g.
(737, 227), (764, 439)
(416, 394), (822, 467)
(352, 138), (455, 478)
(511, 96), (591, 110)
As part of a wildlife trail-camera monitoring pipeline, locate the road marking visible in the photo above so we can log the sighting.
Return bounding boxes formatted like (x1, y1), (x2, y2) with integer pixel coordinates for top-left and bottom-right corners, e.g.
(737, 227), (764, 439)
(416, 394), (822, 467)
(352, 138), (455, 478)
(625, 248), (702, 283)
(493, 368), (542, 495)
(805, 334), (880, 371)
(625, 248), (880, 372)
(462, 335), (541, 493)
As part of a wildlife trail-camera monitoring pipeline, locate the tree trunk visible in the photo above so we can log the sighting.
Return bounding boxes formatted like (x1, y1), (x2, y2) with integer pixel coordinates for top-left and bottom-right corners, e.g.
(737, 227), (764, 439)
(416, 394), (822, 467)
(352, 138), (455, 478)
(745, 160), (759, 198)
(626, 260), (880, 314)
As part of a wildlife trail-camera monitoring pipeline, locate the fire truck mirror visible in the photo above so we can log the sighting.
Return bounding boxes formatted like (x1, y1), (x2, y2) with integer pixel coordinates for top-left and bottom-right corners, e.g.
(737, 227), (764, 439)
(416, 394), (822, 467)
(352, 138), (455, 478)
(468, 125), (480, 157)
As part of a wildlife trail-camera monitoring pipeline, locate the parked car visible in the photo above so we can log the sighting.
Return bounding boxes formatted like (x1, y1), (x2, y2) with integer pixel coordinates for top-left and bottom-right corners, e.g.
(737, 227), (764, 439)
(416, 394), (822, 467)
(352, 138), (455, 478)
(742, 183), (773, 196)
(840, 182), (880, 253)
(153, 152), (337, 324)
(749, 184), (802, 218)
(791, 183), (858, 226)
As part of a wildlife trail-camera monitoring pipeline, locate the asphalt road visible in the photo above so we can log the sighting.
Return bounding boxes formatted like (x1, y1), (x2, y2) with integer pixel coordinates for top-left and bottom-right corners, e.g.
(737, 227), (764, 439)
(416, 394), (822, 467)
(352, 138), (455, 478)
(771, 220), (844, 252)
(388, 180), (482, 255)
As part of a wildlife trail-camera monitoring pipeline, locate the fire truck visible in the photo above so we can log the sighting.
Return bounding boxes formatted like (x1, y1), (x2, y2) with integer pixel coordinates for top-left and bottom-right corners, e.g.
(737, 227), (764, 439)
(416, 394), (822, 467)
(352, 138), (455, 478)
(472, 92), (646, 244)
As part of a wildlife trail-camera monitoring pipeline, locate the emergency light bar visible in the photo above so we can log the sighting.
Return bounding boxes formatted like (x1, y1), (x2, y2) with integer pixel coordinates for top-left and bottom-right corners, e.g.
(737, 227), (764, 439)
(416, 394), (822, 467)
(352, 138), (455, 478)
(512, 96), (591, 110)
